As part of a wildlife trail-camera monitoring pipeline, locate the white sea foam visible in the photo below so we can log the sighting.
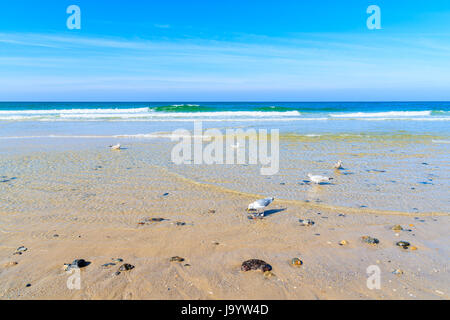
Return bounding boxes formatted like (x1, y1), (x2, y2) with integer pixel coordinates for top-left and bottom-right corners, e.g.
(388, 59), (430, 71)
(329, 111), (432, 118)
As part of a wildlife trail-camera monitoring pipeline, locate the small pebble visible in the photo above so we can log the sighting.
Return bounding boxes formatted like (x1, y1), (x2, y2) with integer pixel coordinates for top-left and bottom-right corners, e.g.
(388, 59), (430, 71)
(361, 236), (379, 245)
(299, 219), (315, 226)
(339, 240), (348, 246)
(170, 256), (185, 262)
(291, 258), (303, 266)
(15, 246), (27, 253)
(396, 241), (410, 249)
(102, 263), (116, 268)
(118, 263), (134, 271)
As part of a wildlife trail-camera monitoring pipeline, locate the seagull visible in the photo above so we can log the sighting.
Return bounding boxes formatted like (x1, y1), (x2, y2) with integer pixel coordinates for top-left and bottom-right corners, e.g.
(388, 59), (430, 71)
(247, 197), (274, 216)
(109, 143), (121, 150)
(334, 160), (343, 169)
(307, 173), (333, 184)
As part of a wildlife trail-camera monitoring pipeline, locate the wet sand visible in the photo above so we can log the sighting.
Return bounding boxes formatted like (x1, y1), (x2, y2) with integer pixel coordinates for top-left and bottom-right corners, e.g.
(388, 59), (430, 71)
(0, 138), (449, 299)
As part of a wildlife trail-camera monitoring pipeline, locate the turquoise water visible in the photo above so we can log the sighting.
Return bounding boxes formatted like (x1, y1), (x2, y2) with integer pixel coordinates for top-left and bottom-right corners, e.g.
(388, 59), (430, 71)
(0, 102), (449, 138)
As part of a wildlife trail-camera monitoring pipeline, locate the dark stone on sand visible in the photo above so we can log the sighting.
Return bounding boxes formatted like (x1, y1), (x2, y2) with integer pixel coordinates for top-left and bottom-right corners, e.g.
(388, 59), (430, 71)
(72, 259), (89, 268)
(162, 193), (169, 196)
(208, 209), (216, 214)
(241, 259), (272, 272)
(64, 259), (89, 271)
(118, 263), (134, 271)
(26, 284), (31, 287)
(396, 241), (410, 249)
(170, 256), (185, 262)
(175, 221), (186, 226)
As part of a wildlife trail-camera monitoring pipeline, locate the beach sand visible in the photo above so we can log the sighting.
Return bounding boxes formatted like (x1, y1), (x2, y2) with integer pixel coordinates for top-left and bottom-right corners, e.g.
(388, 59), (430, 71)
(0, 137), (449, 300)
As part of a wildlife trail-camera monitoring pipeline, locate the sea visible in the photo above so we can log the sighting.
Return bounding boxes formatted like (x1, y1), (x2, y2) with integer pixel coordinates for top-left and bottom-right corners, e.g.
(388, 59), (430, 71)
(0, 101), (449, 139)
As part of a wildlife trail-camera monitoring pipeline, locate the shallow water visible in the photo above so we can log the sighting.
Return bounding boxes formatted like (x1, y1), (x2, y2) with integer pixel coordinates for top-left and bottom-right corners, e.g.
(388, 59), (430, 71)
(0, 102), (449, 213)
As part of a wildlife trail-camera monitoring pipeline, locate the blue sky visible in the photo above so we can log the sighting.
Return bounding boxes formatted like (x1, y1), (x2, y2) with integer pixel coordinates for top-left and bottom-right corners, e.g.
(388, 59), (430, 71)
(1, 0), (450, 101)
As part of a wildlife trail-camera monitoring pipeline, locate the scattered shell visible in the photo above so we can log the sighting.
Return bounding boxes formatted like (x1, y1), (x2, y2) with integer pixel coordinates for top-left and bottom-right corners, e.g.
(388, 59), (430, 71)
(241, 259), (272, 272)
(264, 271), (275, 278)
(392, 225), (403, 231)
(175, 221), (186, 226)
(112, 258), (123, 263)
(299, 219), (315, 226)
(118, 263), (134, 271)
(339, 240), (349, 246)
(291, 258), (303, 266)
(14, 246), (27, 254)
(170, 256), (185, 262)
(208, 209), (216, 214)
(396, 241), (410, 249)
(3, 261), (18, 268)
(392, 269), (404, 275)
(410, 246), (418, 251)
(361, 236), (379, 245)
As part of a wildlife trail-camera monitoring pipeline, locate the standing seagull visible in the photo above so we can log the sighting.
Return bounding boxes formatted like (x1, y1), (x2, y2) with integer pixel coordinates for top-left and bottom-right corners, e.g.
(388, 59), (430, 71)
(109, 143), (121, 150)
(307, 173), (333, 184)
(247, 197), (274, 216)
(334, 160), (343, 169)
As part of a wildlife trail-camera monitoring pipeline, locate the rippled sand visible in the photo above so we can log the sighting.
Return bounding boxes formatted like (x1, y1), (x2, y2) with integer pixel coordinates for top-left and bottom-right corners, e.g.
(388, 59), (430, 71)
(0, 137), (449, 299)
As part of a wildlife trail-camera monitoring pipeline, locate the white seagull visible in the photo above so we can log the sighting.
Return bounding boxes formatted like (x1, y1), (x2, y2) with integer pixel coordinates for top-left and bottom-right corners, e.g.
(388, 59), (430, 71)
(307, 173), (333, 184)
(109, 143), (121, 150)
(334, 160), (343, 169)
(247, 197), (274, 216)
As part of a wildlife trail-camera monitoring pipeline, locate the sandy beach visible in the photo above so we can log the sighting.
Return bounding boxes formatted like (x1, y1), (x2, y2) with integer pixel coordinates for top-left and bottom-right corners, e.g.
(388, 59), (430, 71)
(0, 136), (448, 300)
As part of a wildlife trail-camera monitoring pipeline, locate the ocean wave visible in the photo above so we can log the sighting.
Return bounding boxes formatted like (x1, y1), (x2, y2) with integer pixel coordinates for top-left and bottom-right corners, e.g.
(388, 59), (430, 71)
(0, 110), (302, 121)
(329, 111), (433, 118)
